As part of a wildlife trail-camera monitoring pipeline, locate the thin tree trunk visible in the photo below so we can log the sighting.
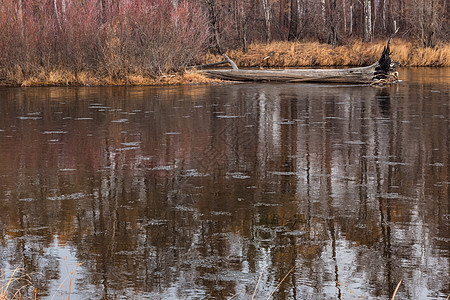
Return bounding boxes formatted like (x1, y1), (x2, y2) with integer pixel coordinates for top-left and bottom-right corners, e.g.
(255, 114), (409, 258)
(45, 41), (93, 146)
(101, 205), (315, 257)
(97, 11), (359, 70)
(262, 0), (272, 43)
(206, 0), (222, 53)
(349, 2), (353, 35)
(288, 0), (298, 40)
(280, 0), (286, 39)
(321, 0), (326, 30)
(53, 0), (63, 31)
(343, 0), (347, 33)
(372, 0), (377, 38)
(363, 0), (372, 42)
(17, 0), (24, 40)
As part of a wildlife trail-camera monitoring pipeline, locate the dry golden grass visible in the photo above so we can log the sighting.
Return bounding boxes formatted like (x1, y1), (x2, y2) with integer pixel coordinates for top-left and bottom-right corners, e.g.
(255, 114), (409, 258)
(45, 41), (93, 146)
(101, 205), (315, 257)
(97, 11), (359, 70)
(12, 69), (222, 87)
(0, 268), (36, 300)
(2, 39), (448, 87)
(123, 71), (223, 85)
(202, 39), (450, 68)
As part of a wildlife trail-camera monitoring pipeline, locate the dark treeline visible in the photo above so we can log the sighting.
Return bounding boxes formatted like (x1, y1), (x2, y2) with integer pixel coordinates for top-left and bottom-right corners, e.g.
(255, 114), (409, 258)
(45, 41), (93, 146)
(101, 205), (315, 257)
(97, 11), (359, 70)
(203, 0), (448, 51)
(0, 0), (448, 82)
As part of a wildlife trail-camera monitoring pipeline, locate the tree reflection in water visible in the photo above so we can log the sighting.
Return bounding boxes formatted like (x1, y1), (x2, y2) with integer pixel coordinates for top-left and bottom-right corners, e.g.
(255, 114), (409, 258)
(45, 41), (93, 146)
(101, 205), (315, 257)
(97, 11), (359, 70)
(0, 73), (448, 299)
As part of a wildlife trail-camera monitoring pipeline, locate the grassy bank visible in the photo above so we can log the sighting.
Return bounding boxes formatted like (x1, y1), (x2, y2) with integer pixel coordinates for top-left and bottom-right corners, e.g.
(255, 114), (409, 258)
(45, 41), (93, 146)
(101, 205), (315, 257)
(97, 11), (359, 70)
(203, 40), (450, 68)
(8, 69), (221, 87)
(1, 40), (449, 87)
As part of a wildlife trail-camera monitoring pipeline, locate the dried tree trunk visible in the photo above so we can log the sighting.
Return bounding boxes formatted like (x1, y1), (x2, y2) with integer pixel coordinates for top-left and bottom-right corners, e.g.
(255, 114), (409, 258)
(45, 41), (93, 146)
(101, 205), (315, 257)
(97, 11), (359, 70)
(206, 64), (380, 83)
(205, 38), (399, 85)
(54, 0), (62, 31)
(349, 1), (353, 35)
(205, 0), (222, 53)
(363, 0), (373, 42)
(288, 0), (298, 40)
(262, 0), (272, 43)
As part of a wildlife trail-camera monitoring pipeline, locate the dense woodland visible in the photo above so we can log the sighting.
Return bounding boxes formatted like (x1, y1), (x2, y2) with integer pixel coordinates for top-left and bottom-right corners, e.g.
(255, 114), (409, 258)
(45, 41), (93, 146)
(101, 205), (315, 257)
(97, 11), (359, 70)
(0, 0), (448, 81)
(202, 0), (448, 50)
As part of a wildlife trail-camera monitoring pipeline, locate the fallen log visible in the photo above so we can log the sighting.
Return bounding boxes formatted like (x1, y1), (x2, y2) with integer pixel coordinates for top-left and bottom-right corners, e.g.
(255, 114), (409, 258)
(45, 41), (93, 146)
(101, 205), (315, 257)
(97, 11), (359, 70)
(189, 54), (238, 70)
(205, 37), (399, 85)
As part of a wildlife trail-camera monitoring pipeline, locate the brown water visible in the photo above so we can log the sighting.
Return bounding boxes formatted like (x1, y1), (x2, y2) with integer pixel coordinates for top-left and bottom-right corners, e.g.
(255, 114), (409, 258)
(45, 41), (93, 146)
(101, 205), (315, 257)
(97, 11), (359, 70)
(0, 68), (449, 299)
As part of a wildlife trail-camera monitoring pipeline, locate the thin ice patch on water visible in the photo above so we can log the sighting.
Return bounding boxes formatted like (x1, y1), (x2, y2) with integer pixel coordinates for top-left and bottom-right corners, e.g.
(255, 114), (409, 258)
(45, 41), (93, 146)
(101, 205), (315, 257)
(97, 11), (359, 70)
(19, 198), (34, 202)
(182, 169), (209, 177)
(344, 140), (366, 145)
(145, 219), (168, 226)
(324, 116), (345, 120)
(274, 120), (295, 125)
(121, 142), (141, 146)
(382, 161), (407, 166)
(150, 165), (177, 171)
(17, 116), (42, 120)
(116, 147), (139, 151)
(115, 250), (137, 256)
(111, 119), (128, 123)
(253, 202), (282, 207)
(283, 230), (306, 236)
(88, 105), (109, 110)
(174, 205), (195, 212)
(9, 226), (49, 233)
(335, 175), (358, 181)
(211, 211), (232, 216)
(42, 131), (68, 134)
(226, 172), (251, 179)
(47, 192), (86, 201)
(136, 155), (152, 161)
(270, 171), (299, 176)
(216, 115), (241, 119)
(378, 193), (401, 199)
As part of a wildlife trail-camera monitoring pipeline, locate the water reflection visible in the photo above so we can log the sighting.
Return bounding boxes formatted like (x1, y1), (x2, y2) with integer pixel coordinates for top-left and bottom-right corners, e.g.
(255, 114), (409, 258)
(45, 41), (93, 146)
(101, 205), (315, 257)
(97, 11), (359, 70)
(0, 69), (449, 299)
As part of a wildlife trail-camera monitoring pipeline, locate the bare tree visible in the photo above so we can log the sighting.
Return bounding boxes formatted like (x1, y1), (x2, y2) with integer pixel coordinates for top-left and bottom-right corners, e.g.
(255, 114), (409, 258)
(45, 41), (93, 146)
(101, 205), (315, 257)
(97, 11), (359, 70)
(363, 0), (372, 42)
(288, 0), (299, 40)
(262, 0), (272, 43)
(204, 0), (223, 53)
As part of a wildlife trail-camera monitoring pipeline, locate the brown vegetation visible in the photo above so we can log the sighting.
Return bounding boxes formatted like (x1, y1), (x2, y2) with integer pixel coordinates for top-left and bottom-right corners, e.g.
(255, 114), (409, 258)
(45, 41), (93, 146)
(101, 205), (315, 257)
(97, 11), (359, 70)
(0, 0), (210, 86)
(0, 0), (448, 86)
(17, 69), (222, 87)
(202, 40), (450, 68)
(0, 268), (36, 300)
(2, 39), (449, 87)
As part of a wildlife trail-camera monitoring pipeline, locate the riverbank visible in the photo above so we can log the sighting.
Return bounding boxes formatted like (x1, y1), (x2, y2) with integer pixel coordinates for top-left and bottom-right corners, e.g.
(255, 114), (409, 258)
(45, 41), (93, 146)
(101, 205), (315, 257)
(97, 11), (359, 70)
(9, 70), (221, 87)
(202, 40), (450, 68)
(1, 40), (448, 87)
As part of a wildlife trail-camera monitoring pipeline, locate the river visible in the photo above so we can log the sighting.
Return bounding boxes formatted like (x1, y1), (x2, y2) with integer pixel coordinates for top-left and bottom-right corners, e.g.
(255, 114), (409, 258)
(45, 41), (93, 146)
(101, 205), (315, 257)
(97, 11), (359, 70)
(0, 68), (449, 299)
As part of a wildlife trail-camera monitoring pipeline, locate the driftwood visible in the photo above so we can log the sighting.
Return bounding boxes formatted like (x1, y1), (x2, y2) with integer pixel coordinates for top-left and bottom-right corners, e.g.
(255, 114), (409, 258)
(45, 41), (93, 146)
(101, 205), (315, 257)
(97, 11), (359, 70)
(189, 54), (238, 70)
(204, 37), (399, 85)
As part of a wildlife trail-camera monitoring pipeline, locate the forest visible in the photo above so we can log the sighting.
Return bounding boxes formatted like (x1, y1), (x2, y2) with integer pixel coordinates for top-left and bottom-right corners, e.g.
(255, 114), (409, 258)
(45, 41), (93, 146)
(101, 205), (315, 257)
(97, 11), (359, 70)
(0, 0), (448, 85)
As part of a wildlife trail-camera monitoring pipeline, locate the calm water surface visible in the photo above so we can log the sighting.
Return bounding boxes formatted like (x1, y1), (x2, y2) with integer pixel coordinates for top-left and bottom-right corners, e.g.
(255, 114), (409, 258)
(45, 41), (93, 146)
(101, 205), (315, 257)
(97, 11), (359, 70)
(0, 68), (449, 299)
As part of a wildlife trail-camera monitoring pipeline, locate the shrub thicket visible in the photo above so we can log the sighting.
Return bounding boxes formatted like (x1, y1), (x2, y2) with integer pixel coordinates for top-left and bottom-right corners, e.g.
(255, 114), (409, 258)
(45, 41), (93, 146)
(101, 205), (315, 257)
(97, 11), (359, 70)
(0, 0), (210, 83)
